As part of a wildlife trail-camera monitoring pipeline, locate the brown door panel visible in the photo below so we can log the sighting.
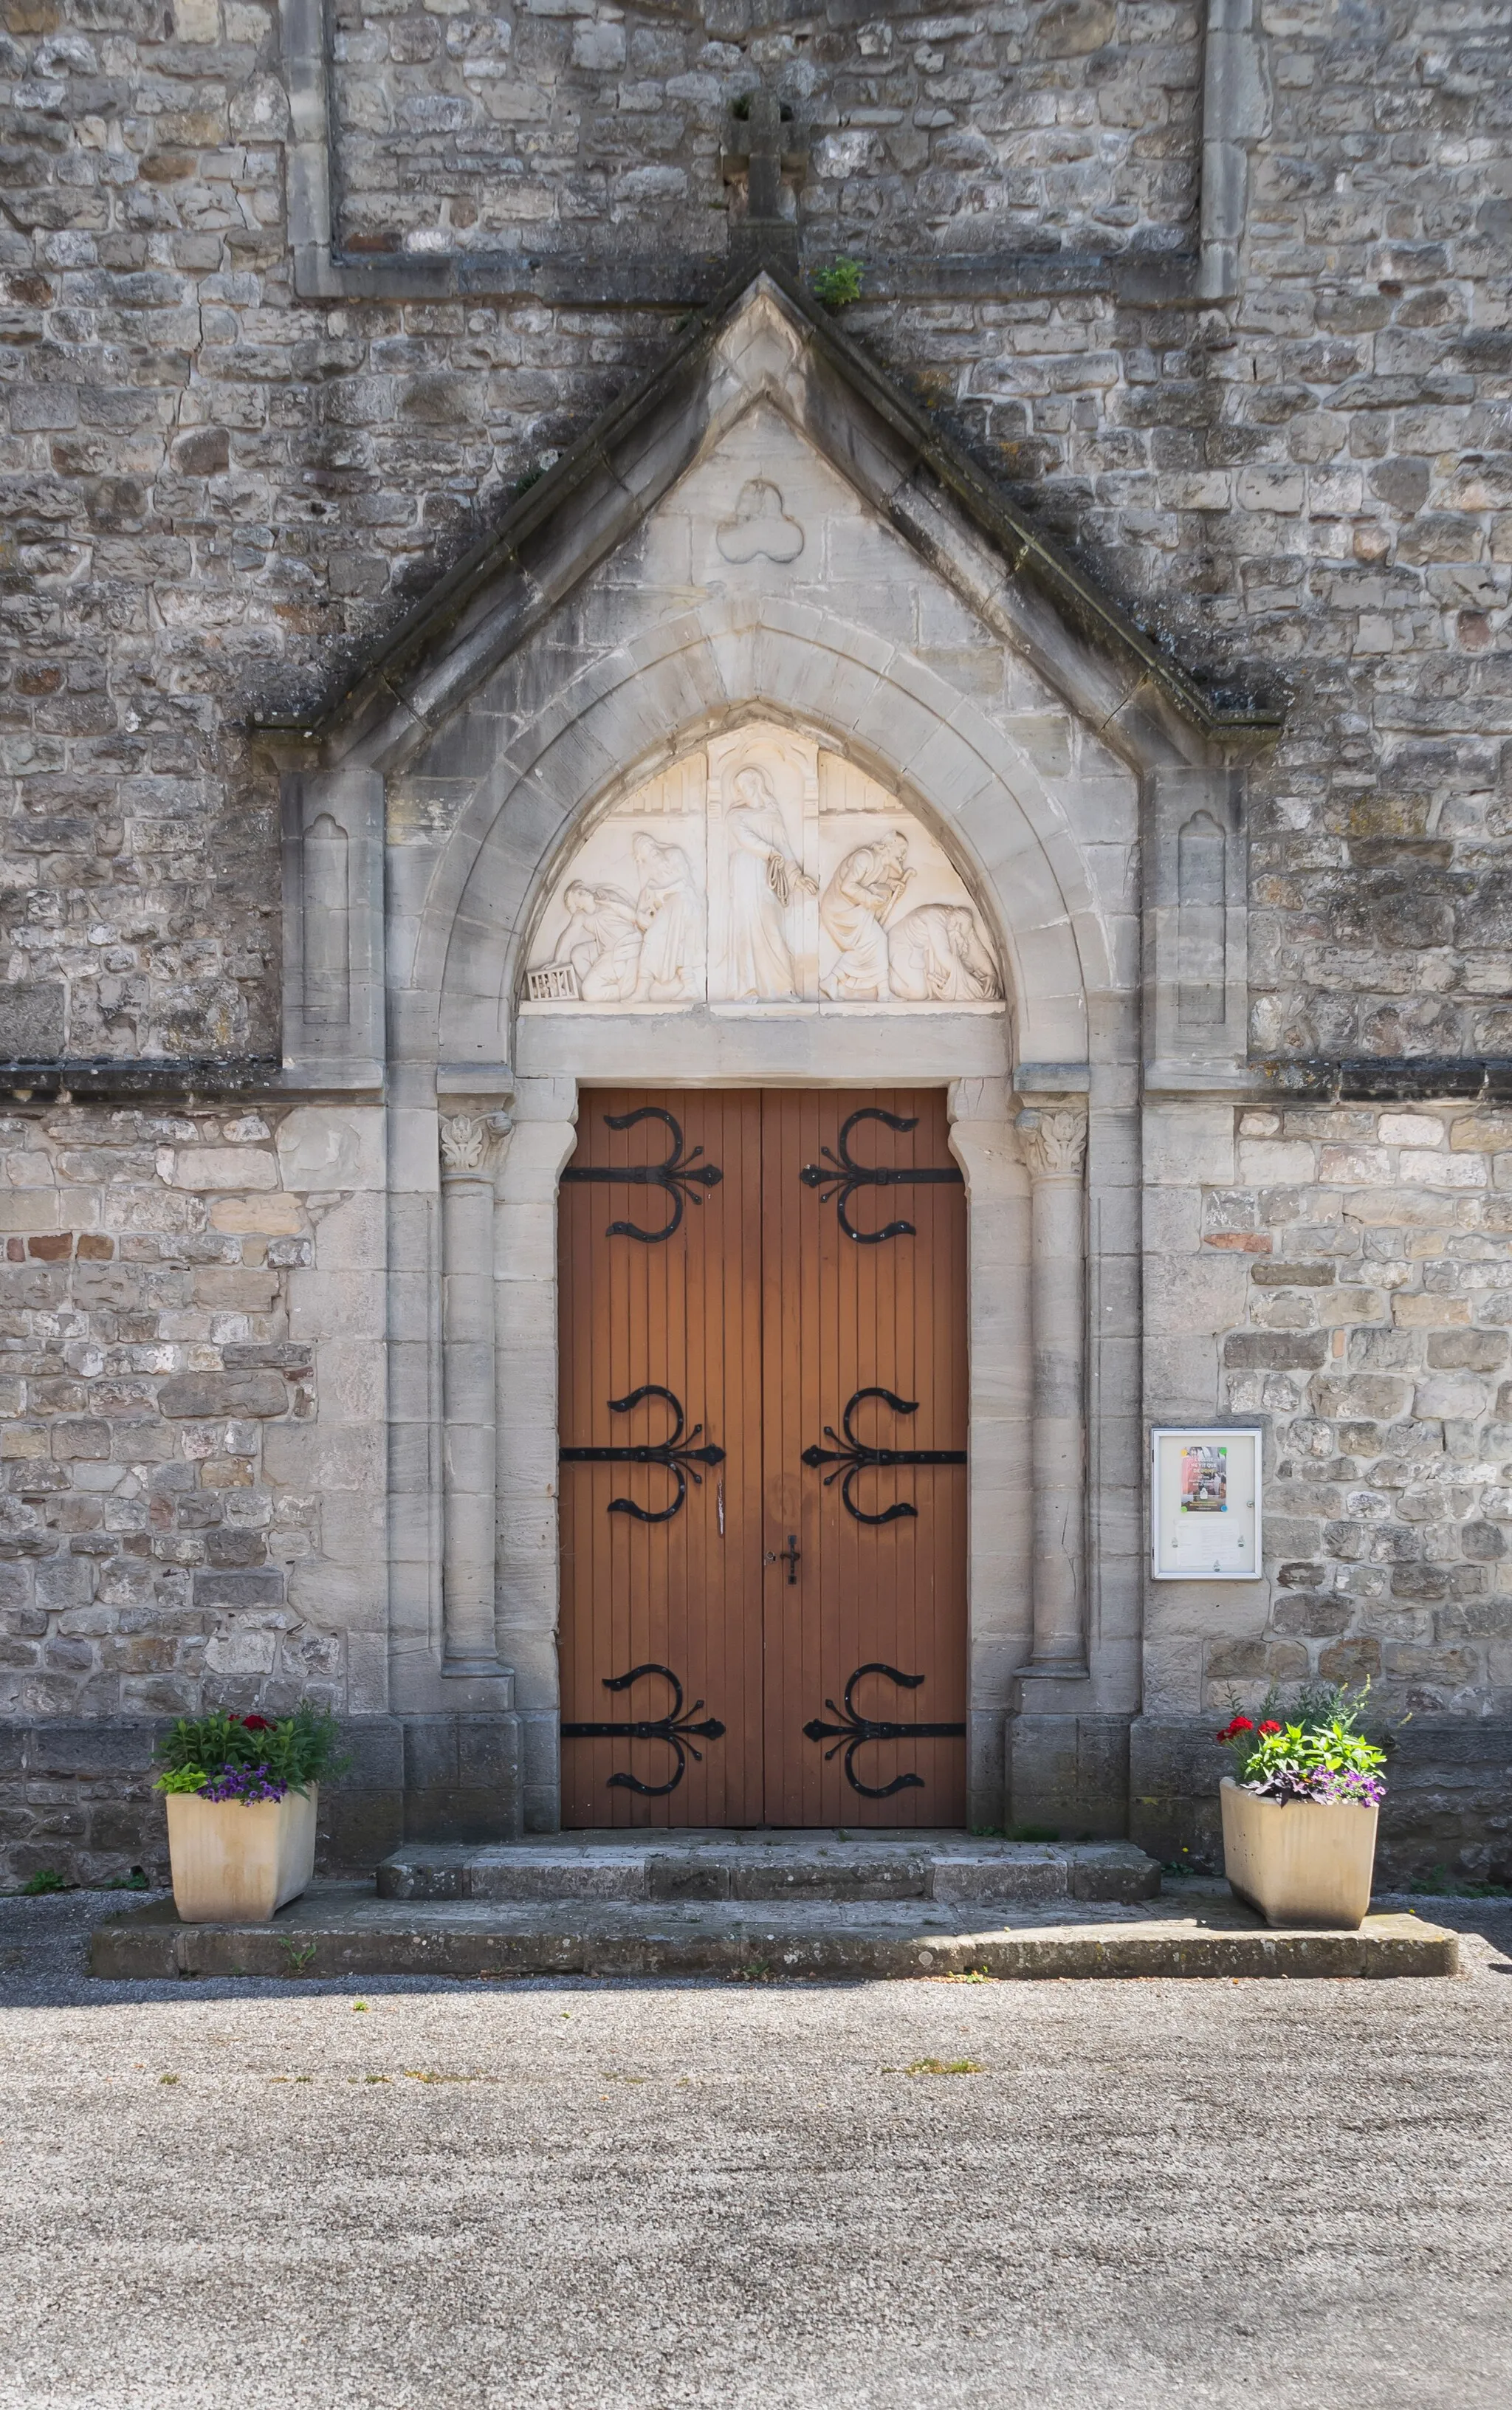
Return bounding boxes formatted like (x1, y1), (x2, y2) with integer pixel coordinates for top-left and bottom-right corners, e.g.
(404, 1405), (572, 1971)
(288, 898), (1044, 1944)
(558, 1086), (966, 1828)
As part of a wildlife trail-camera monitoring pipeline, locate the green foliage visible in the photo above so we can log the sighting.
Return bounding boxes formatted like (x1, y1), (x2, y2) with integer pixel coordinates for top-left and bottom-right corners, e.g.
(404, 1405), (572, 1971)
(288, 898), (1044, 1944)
(1217, 1681), (1387, 1798)
(811, 255), (865, 309)
(21, 1869), (66, 1895)
(152, 1703), (348, 1796)
(155, 1764), (209, 1794)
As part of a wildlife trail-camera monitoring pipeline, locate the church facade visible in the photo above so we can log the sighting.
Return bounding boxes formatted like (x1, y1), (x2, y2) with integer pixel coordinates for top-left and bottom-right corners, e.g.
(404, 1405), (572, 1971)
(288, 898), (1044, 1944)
(1, 0), (1508, 1883)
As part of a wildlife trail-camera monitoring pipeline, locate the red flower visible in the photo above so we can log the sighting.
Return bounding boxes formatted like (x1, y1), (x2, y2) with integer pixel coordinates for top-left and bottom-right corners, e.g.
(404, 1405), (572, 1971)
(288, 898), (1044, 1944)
(1259, 1720), (1282, 1736)
(241, 1714), (273, 1731)
(1216, 1715), (1256, 1743)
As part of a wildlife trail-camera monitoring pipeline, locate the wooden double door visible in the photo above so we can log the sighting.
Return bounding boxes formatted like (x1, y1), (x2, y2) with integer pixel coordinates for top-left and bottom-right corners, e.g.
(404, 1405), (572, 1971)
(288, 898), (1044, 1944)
(557, 1089), (968, 1827)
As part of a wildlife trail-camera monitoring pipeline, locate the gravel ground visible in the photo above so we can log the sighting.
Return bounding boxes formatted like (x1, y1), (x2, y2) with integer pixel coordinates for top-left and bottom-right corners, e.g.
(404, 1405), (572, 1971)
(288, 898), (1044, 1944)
(1, 1891), (1510, 2410)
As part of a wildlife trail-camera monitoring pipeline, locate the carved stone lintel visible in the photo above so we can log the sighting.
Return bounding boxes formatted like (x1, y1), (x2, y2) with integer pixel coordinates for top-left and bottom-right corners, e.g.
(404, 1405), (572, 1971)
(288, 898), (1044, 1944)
(440, 1108), (513, 1178)
(1015, 1102), (1088, 1182)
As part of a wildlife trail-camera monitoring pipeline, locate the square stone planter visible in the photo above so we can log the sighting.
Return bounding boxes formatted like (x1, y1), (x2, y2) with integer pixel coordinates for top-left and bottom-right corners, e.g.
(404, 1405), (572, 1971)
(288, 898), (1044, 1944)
(165, 1785), (318, 1924)
(1220, 1779), (1378, 1931)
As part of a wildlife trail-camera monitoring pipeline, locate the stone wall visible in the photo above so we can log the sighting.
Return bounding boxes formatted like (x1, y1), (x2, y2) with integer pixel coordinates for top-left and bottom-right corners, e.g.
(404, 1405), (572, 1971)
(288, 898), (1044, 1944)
(328, 0), (1200, 264)
(0, 1099), (387, 1726)
(0, 0), (1509, 1877)
(1146, 1094), (1512, 1720)
(0, 1), (1504, 1067)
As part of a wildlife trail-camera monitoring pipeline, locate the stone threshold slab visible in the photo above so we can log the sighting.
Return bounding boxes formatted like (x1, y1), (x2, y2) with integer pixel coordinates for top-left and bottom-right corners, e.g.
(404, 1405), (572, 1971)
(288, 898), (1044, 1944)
(377, 1833), (1161, 1906)
(88, 1888), (1456, 1982)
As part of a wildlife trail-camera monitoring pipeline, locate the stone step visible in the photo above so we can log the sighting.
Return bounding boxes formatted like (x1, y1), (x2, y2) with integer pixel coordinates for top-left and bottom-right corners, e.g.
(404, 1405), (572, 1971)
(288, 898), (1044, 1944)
(89, 1887), (1457, 1984)
(376, 1832), (1163, 1908)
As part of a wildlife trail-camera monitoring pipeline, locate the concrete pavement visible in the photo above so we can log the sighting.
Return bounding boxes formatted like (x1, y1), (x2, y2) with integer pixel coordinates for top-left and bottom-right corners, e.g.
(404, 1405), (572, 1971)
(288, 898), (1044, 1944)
(1, 1889), (1510, 2410)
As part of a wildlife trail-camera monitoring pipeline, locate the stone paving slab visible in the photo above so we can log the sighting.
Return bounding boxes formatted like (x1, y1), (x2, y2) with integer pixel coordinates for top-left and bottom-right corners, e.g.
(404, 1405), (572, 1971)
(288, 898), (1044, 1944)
(87, 1884), (1456, 1982)
(376, 1831), (1162, 1906)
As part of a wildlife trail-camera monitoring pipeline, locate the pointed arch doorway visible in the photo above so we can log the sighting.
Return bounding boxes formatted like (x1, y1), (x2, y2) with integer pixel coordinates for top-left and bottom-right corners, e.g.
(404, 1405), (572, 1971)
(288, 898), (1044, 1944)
(557, 1086), (969, 1827)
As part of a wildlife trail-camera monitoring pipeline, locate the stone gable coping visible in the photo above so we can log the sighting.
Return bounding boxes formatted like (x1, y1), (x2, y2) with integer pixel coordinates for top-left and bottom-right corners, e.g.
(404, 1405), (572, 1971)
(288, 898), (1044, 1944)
(251, 270), (1283, 769)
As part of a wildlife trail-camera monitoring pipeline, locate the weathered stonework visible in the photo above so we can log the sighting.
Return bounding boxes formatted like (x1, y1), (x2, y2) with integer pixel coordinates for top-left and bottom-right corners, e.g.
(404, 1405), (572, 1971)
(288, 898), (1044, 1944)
(0, 0), (1508, 1884)
(0, 1100), (388, 1723)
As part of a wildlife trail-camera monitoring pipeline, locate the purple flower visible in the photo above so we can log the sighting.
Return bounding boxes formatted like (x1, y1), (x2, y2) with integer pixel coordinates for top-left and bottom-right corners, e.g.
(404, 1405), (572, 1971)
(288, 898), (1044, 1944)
(199, 1761), (289, 1805)
(1245, 1764), (1384, 1808)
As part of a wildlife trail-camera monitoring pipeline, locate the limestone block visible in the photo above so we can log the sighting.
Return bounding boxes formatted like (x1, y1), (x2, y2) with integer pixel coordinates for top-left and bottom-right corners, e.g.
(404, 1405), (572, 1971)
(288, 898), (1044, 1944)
(1239, 1139), (1316, 1186)
(158, 1372), (289, 1418)
(276, 1108), (385, 1192)
(1344, 1188), (1466, 1229)
(1382, 1115), (1446, 1145)
(1412, 1376), (1491, 1421)
(1139, 1636), (1206, 1717)
(1144, 1251), (1250, 1336)
(263, 1424), (383, 1493)
(1145, 1105), (1236, 1187)
(163, 1147), (279, 1191)
(1144, 1337), (1220, 1418)
(1401, 1150), (1486, 1189)
(210, 1196), (306, 1235)
(287, 1269), (385, 1345)
(306, 1337), (385, 1421)
(306, 1194), (382, 1276)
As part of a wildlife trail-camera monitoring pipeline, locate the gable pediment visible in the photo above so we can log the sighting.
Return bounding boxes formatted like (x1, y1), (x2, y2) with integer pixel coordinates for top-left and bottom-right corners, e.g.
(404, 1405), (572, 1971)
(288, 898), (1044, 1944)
(261, 270), (1279, 775)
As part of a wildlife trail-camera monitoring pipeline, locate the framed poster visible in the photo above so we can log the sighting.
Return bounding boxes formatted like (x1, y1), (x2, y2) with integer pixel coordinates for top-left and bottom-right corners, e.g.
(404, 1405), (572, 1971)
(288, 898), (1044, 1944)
(1150, 1427), (1261, 1580)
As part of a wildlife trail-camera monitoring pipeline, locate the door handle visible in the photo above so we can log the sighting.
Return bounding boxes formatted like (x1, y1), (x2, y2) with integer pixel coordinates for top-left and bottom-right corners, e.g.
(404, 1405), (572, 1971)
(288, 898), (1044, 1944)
(763, 1535), (801, 1585)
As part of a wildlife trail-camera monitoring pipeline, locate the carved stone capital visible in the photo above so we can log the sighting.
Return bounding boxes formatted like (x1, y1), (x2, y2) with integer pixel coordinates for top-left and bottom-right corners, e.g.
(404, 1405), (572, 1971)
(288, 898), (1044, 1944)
(1014, 1101), (1088, 1182)
(439, 1108), (513, 1179)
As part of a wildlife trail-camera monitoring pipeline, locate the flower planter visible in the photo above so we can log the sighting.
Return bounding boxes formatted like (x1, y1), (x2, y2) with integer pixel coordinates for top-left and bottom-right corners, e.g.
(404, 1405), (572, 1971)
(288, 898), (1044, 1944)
(1220, 1778), (1378, 1930)
(166, 1785), (318, 1924)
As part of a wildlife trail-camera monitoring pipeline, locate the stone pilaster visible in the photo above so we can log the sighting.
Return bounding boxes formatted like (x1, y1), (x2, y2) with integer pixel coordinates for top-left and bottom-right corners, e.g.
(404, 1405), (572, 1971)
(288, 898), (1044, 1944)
(439, 1109), (512, 1675)
(1015, 1100), (1089, 1674)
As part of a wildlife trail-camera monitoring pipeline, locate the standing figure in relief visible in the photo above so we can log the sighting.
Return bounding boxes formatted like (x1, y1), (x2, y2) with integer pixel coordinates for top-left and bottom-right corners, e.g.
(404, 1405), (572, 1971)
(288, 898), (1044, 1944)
(722, 766), (817, 1001)
(551, 880), (644, 1002)
(819, 832), (912, 1000)
(887, 903), (1001, 1003)
(631, 831), (701, 1003)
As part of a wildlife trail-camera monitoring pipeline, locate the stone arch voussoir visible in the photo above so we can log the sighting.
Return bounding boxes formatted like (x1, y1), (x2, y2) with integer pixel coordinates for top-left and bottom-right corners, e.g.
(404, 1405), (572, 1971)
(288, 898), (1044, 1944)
(416, 603), (1107, 1069)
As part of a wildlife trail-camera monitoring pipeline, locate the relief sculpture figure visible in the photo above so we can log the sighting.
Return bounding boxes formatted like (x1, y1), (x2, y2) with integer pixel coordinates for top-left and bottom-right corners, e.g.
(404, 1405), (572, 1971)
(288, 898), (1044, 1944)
(722, 766), (817, 1001)
(551, 880), (644, 1002)
(631, 832), (700, 1003)
(819, 833), (912, 1001)
(887, 903), (1002, 1003)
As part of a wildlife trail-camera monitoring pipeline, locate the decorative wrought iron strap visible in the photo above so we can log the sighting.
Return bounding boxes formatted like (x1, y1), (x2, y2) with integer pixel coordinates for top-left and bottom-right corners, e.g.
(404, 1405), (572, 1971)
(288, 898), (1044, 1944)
(800, 1108), (963, 1243)
(560, 1384), (724, 1523)
(561, 1663), (726, 1797)
(561, 1107), (722, 1241)
(803, 1663), (966, 1799)
(801, 1386), (966, 1525)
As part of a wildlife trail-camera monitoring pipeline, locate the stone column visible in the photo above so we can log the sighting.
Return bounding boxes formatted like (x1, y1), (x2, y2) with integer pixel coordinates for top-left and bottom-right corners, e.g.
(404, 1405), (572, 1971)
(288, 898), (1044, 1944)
(439, 1109), (512, 1676)
(1015, 1100), (1088, 1672)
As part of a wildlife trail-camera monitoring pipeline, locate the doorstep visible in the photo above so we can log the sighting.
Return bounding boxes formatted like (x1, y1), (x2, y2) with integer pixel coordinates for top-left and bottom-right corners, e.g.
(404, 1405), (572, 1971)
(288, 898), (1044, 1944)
(87, 1885), (1458, 1982)
(375, 1831), (1163, 1906)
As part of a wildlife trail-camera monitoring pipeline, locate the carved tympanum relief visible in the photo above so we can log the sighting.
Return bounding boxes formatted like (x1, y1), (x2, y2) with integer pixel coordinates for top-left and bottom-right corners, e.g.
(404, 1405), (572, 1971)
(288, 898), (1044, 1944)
(523, 724), (1003, 1014)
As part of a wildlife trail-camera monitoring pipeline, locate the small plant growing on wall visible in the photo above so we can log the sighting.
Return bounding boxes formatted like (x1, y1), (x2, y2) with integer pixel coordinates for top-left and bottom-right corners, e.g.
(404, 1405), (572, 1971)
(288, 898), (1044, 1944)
(811, 256), (865, 309)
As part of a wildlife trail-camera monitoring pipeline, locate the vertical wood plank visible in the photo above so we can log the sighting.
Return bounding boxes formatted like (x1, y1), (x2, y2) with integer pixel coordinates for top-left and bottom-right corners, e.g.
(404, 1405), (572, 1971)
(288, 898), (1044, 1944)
(560, 1084), (967, 1830)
